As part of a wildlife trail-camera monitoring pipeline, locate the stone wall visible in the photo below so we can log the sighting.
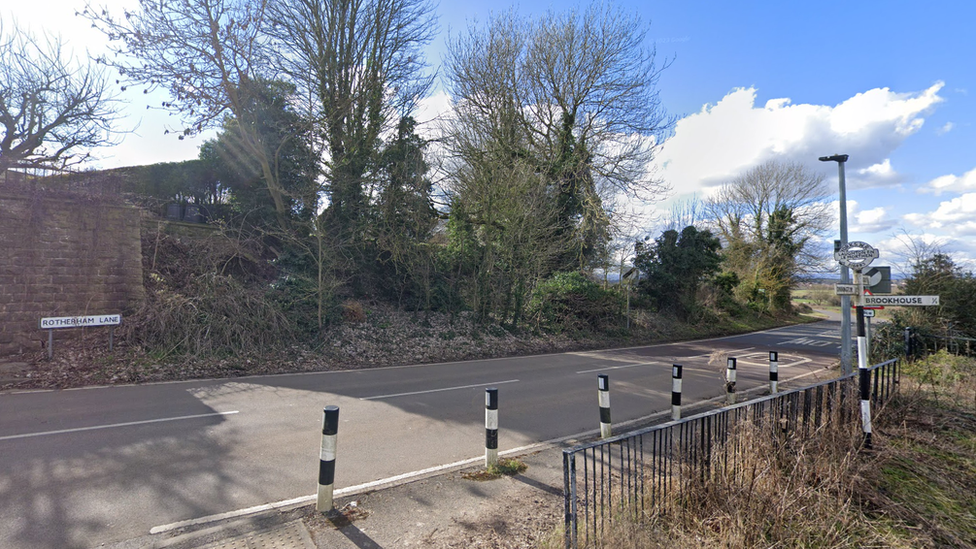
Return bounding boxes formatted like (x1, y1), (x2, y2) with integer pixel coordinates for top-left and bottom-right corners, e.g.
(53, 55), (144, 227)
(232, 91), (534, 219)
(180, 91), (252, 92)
(0, 190), (145, 356)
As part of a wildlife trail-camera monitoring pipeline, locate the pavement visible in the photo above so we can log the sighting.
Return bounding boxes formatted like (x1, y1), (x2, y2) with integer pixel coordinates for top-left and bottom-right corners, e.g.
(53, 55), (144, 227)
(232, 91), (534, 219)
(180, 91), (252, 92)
(118, 442), (569, 549)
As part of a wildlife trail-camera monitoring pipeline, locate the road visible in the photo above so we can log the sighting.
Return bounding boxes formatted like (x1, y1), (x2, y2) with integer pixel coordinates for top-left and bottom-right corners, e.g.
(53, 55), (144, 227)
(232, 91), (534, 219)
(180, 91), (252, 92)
(0, 320), (845, 548)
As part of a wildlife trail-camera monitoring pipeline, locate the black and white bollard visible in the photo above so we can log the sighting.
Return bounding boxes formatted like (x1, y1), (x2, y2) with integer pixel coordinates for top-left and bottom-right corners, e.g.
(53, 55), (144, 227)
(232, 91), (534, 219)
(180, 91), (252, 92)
(725, 357), (737, 405)
(597, 374), (612, 438)
(769, 351), (779, 394)
(485, 388), (499, 468)
(857, 305), (873, 449)
(904, 326), (913, 358)
(671, 364), (683, 420)
(317, 405), (339, 513)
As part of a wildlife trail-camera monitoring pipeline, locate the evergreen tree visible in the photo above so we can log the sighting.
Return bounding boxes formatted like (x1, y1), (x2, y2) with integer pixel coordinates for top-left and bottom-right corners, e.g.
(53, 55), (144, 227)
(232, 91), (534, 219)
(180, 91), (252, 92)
(635, 225), (723, 319)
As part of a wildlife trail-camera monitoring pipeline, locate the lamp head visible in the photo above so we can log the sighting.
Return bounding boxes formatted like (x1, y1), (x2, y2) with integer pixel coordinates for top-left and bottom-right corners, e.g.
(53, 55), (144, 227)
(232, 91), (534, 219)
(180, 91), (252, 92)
(819, 154), (849, 163)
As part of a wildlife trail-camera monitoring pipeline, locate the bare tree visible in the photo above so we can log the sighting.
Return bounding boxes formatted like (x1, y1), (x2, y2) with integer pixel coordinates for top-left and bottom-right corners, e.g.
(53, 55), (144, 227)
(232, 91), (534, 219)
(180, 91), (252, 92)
(442, 5), (673, 273)
(524, 4), (673, 199)
(269, 0), (437, 243)
(705, 161), (832, 309)
(658, 198), (706, 234)
(888, 229), (947, 278)
(0, 19), (121, 174)
(82, 0), (295, 228)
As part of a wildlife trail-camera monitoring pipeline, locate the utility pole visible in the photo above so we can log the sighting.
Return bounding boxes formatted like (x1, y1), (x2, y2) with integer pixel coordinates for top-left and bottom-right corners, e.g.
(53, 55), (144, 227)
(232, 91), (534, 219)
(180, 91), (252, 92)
(821, 154), (853, 375)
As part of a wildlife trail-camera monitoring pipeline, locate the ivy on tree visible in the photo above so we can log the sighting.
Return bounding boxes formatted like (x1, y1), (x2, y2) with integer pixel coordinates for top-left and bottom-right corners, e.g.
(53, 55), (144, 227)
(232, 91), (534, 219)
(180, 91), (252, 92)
(634, 226), (723, 319)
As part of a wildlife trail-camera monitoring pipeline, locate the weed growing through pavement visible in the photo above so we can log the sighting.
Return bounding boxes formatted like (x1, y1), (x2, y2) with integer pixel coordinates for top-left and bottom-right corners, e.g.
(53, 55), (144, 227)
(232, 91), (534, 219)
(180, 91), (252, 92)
(462, 458), (528, 481)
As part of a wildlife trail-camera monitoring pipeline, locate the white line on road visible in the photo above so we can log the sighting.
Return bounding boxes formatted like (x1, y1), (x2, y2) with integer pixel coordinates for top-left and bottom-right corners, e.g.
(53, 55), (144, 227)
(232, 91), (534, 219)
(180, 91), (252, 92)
(576, 346), (763, 374)
(735, 358), (813, 368)
(733, 353), (813, 369)
(360, 379), (520, 401)
(576, 361), (666, 374)
(0, 411), (239, 442)
(767, 331), (841, 339)
(688, 346), (755, 359)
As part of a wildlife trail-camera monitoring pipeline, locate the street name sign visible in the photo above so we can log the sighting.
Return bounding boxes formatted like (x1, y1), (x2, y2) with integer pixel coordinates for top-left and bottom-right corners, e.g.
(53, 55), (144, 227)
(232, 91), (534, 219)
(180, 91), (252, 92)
(39, 314), (122, 359)
(39, 315), (122, 329)
(834, 283), (857, 295)
(863, 295), (939, 307)
(834, 241), (879, 271)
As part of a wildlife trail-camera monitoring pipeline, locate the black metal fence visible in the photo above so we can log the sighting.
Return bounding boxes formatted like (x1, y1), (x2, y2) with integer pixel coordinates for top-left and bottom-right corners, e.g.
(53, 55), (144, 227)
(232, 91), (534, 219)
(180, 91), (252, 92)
(561, 358), (900, 549)
(908, 327), (976, 358)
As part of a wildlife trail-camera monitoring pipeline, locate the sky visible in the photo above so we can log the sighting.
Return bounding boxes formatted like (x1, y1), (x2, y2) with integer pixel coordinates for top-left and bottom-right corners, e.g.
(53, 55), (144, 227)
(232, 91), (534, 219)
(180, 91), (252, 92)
(4, 0), (976, 274)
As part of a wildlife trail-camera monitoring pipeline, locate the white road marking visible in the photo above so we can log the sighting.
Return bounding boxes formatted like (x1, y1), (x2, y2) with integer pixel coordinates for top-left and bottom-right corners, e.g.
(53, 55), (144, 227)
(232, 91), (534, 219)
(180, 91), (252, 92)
(360, 379), (520, 401)
(681, 346), (757, 360)
(576, 361), (666, 374)
(768, 330), (841, 338)
(0, 411), (239, 442)
(779, 337), (837, 347)
(735, 352), (812, 368)
(4, 321), (836, 396)
(569, 351), (649, 364)
(576, 346), (774, 374)
(150, 367), (829, 536)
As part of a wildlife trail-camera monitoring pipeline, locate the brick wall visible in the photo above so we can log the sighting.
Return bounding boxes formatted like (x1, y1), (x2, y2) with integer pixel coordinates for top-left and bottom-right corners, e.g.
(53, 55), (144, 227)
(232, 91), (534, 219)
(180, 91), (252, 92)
(0, 190), (145, 356)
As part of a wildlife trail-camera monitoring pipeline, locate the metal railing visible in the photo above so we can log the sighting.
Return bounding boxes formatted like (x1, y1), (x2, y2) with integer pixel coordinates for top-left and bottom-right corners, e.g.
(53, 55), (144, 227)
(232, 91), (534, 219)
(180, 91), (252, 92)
(910, 328), (976, 358)
(562, 359), (900, 548)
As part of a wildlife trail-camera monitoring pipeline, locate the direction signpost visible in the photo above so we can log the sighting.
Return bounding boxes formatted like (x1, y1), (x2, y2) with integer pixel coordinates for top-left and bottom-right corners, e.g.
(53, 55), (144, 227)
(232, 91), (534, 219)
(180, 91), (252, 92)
(834, 241), (879, 448)
(864, 295), (940, 307)
(834, 241), (880, 270)
(834, 283), (857, 295)
(864, 266), (892, 294)
(831, 240), (940, 449)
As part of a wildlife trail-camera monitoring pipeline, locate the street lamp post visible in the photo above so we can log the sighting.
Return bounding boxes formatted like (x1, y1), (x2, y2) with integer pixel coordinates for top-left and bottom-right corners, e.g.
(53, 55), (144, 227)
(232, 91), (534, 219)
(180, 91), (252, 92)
(820, 154), (852, 375)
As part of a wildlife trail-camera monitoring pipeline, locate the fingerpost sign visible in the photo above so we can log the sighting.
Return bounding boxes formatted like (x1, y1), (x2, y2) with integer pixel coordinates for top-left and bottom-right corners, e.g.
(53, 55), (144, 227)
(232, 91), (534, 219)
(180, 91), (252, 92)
(834, 241), (879, 271)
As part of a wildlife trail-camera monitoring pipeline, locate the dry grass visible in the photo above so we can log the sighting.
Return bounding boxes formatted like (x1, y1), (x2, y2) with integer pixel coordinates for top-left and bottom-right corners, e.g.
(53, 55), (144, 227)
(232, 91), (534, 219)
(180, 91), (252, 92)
(462, 458), (529, 481)
(126, 272), (293, 357)
(863, 351), (976, 548)
(597, 424), (912, 549)
(340, 300), (367, 323)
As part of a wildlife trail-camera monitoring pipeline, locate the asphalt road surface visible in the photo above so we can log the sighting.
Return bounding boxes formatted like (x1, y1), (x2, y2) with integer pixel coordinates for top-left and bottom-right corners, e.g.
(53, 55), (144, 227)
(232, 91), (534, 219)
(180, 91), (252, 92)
(0, 320), (846, 549)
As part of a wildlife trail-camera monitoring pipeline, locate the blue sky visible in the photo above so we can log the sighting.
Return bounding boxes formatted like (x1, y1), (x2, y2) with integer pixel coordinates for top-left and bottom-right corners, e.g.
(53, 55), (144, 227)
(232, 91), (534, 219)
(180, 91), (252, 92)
(5, 0), (975, 272)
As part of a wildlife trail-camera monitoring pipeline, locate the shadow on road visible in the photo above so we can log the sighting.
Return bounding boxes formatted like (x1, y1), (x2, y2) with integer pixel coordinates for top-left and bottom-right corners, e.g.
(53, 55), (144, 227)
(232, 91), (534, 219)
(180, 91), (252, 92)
(0, 395), (259, 548)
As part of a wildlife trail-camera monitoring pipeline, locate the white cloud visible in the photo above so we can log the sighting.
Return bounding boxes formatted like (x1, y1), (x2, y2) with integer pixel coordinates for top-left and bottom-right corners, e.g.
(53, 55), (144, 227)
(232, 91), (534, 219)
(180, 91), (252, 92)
(904, 193), (976, 236)
(918, 166), (976, 195)
(652, 83), (945, 197)
(829, 200), (896, 235)
(857, 159), (901, 187)
(415, 91), (453, 129)
(854, 206), (895, 234)
(937, 122), (954, 135)
(874, 232), (976, 275)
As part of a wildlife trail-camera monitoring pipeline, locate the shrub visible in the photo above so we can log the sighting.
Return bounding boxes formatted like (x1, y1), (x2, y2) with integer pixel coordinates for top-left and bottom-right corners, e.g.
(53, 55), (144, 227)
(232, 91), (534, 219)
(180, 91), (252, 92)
(526, 272), (623, 333)
(125, 273), (293, 357)
(341, 300), (367, 323)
